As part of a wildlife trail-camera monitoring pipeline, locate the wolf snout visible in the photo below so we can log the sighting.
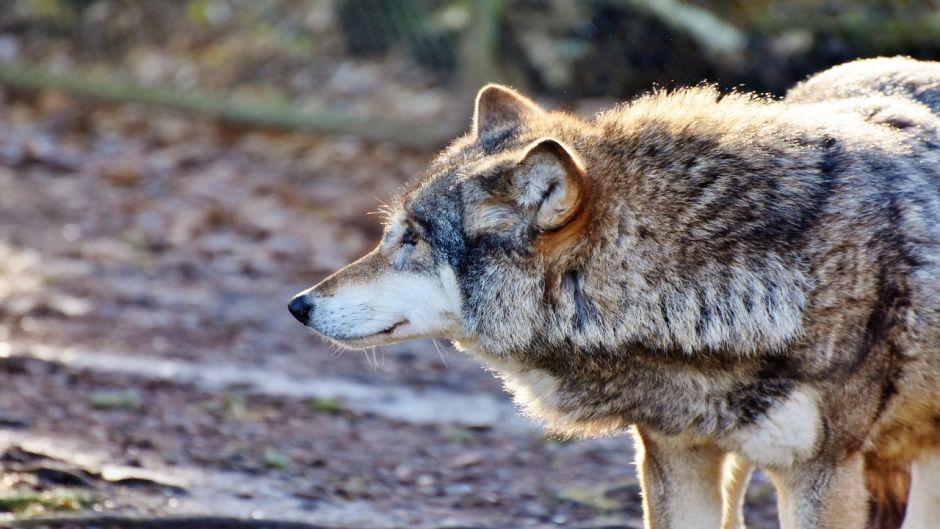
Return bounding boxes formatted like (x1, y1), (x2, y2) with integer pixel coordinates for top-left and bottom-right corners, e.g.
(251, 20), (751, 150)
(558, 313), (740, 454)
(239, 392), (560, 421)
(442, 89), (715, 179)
(288, 293), (314, 324)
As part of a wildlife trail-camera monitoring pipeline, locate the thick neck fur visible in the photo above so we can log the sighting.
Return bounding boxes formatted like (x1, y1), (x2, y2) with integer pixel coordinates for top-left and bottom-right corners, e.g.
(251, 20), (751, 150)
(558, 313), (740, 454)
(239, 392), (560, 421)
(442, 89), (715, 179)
(464, 88), (901, 360)
(448, 87), (928, 438)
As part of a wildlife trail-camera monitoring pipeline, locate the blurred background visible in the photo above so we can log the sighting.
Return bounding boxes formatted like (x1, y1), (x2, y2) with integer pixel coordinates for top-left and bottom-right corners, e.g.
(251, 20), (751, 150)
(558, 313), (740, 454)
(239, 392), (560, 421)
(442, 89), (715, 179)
(0, 1), (937, 528)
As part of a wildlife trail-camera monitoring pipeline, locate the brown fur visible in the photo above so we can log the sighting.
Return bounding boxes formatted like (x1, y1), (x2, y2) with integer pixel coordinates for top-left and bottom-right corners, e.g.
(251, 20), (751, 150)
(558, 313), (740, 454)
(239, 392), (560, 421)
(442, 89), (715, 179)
(291, 57), (940, 529)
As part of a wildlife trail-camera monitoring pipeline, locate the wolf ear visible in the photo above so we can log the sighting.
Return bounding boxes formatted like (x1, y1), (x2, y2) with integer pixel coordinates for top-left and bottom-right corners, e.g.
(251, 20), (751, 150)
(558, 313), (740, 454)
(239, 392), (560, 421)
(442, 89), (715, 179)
(473, 84), (544, 148)
(513, 139), (587, 231)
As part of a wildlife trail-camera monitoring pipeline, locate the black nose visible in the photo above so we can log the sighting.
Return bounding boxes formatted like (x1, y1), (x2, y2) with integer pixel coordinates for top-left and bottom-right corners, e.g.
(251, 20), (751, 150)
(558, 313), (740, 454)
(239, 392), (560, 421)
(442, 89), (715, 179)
(288, 294), (313, 324)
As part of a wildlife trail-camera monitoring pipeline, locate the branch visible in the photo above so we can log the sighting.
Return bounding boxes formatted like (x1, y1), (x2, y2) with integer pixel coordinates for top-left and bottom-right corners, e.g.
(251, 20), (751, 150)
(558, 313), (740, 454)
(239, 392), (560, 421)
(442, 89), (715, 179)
(0, 64), (455, 148)
(622, 0), (746, 59)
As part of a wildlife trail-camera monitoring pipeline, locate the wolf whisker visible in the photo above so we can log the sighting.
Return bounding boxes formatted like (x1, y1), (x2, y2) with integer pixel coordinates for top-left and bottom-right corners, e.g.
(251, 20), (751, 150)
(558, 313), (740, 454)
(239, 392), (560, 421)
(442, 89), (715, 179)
(431, 338), (448, 368)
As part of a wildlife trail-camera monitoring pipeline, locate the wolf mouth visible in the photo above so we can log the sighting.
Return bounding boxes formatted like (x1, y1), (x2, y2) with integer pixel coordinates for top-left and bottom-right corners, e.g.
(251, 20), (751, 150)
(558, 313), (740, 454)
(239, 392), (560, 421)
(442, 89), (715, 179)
(335, 320), (408, 342)
(375, 320), (408, 336)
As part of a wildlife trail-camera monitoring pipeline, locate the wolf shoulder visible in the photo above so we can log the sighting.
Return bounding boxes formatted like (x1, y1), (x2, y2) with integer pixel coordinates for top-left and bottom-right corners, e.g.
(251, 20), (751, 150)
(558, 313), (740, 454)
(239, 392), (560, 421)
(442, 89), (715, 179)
(786, 56), (940, 113)
(785, 57), (940, 157)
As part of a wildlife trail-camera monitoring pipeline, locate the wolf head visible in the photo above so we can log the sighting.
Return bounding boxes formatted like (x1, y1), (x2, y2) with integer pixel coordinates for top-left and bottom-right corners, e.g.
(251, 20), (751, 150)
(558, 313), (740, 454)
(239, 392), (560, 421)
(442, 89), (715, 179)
(289, 84), (813, 359)
(288, 85), (606, 355)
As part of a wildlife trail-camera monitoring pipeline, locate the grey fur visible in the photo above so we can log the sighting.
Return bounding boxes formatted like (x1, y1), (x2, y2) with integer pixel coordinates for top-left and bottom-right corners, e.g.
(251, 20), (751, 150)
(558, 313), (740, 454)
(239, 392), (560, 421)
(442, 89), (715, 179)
(293, 57), (940, 529)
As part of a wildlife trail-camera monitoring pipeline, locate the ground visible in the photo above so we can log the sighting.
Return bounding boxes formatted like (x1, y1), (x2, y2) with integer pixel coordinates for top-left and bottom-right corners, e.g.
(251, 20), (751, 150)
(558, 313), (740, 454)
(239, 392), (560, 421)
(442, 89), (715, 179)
(0, 89), (781, 528)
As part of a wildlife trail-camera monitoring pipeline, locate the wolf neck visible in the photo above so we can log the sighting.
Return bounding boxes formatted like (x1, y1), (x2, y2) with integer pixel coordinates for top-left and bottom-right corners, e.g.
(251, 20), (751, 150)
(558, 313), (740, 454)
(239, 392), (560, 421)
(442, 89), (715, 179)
(593, 97), (830, 355)
(531, 237), (809, 357)
(479, 94), (834, 359)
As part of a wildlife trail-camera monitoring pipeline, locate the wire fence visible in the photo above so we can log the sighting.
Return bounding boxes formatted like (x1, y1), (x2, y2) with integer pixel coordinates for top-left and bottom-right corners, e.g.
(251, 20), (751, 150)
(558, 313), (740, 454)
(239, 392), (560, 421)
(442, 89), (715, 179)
(1, 0), (938, 146)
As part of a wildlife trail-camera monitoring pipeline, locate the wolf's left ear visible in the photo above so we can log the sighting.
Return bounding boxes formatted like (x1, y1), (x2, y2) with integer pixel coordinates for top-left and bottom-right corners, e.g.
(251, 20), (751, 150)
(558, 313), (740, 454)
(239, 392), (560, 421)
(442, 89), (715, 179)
(474, 84), (545, 149)
(513, 139), (588, 231)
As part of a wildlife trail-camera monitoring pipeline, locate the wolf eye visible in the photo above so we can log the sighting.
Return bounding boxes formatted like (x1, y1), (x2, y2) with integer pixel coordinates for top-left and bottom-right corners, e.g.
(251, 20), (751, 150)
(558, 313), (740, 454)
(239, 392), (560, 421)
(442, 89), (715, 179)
(401, 227), (419, 246)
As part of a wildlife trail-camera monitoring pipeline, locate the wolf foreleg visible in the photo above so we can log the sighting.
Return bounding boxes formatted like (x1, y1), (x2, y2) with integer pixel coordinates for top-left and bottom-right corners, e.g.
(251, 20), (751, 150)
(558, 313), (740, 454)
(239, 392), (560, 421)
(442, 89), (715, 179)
(769, 454), (869, 529)
(721, 453), (753, 529)
(634, 427), (726, 529)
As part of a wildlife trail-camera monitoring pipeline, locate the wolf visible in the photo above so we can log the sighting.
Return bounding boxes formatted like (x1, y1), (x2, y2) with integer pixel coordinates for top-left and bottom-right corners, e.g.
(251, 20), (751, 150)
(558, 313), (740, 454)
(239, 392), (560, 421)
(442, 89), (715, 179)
(288, 57), (940, 529)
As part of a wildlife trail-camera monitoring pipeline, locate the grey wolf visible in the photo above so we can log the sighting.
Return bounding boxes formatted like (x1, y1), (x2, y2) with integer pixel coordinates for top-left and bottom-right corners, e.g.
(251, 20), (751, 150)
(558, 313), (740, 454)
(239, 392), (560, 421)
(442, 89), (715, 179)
(288, 57), (940, 529)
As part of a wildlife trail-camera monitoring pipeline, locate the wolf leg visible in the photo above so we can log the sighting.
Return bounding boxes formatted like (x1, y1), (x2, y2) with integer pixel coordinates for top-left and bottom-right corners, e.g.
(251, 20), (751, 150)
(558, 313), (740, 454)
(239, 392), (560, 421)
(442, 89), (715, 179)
(634, 427), (725, 529)
(769, 453), (870, 529)
(721, 453), (753, 529)
(900, 452), (940, 529)
(864, 452), (910, 529)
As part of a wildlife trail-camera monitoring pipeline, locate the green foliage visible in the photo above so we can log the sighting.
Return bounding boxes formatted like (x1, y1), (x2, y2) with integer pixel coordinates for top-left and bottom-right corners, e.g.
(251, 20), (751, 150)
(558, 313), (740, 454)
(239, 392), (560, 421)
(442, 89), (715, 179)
(0, 489), (96, 515)
(556, 478), (642, 515)
(336, 0), (466, 74)
(89, 389), (140, 410)
(18, 0), (73, 22)
(306, 396), (348, 414)
(263, 447), (289, 470)
(443, 427), (474, 445)
(747, 3), (940, 50)
(221, 392), (247, 419)
(186, 0), (230, 25)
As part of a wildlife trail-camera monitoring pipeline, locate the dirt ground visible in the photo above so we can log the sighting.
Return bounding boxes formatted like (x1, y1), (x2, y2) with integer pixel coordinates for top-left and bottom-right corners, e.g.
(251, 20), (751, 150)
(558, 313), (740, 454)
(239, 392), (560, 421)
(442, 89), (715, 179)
(0, 89), (782, 528)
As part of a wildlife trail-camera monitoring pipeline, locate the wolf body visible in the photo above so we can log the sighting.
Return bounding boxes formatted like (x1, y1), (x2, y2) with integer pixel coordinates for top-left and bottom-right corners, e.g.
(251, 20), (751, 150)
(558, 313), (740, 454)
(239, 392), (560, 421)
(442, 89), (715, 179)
(288, 57), (940, 529)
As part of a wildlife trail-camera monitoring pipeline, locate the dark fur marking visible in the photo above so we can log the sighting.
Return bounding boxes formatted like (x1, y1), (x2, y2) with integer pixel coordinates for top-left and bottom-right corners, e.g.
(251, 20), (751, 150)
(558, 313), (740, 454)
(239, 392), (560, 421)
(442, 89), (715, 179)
(874, 378), (899, 421)
(845, 195), (912, 376)
(726, 376), (795, 426)
(479, 126), (516, 154)
(742, 290), (755, 313)
(696, 303), (712, 339)
(564, 270), (597, 331)
(541, 181), (559, 206)
(777, 138), (841, 247)
(730, 363), (800, 429)
(868, 495), (908, 529)
(658, 296), (671, 328)
(697, 136), (842, 256)
(616, 212), (631, 246)
(412, 177), (467, 270)
(477, 163), (515, 194)
(882, 117), (914, 130)
(818, 136), (841, 176)
(695, 167), (722, 190)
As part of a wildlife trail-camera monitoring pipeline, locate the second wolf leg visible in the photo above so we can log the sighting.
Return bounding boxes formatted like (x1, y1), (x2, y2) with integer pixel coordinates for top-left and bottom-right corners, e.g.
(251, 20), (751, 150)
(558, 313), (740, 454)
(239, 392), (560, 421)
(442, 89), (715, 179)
(864, 451), (910, 529)
(634, 427), (726, 529)
(769, 453), (870, 529)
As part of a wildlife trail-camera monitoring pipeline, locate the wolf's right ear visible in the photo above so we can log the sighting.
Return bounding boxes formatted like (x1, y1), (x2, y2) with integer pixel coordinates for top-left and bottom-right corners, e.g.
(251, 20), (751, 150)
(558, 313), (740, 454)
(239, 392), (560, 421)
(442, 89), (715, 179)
(473, 84), (545, 150)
